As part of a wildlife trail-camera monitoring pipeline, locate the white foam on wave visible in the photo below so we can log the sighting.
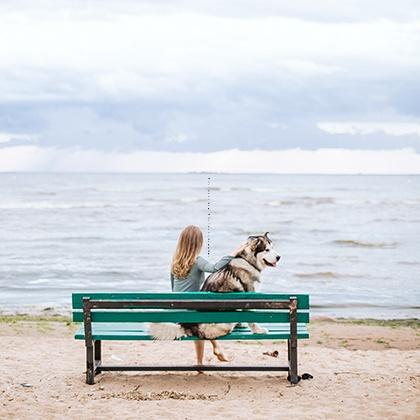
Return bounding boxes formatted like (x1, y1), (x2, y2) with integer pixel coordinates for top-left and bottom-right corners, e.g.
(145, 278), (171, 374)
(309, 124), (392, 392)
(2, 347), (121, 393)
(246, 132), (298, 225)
(27, 278), (51, 285)
(0, 201), (138, 210)
(179, 197), (206, 203)
(332, 239), (399, 249)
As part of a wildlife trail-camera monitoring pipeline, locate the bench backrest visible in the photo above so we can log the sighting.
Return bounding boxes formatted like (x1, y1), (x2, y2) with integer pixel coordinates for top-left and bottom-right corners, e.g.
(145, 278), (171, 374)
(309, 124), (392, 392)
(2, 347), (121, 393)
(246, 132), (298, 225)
(72, 292), (310, 324)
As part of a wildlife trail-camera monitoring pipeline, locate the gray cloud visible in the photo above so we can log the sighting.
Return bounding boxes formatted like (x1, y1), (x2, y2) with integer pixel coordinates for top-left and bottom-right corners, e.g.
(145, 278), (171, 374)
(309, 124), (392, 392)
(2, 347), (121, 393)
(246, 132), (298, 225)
(0, 0), (420, 157)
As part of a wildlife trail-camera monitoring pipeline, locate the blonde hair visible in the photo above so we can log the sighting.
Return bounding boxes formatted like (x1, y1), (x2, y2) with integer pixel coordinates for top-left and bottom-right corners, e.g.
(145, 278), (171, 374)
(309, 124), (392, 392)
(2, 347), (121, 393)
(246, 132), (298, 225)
(171, 225), (203, 279)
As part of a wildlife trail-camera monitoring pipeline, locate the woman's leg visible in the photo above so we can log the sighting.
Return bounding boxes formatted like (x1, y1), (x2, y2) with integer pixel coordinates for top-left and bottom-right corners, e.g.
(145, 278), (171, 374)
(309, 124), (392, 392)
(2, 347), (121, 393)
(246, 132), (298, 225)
(194, 340), (205, 365)
(210, 340), (229, 362)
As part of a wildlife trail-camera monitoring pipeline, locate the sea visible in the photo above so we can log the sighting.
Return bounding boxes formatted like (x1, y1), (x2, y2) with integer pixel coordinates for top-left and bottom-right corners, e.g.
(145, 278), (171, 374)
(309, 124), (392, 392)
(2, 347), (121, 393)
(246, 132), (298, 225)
(0, 173), (419, 319)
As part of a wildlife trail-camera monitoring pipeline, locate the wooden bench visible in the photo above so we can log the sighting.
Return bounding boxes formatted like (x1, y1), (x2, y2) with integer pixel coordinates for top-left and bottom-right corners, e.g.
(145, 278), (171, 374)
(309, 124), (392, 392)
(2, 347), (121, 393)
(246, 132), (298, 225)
(73, 292), (310, 385)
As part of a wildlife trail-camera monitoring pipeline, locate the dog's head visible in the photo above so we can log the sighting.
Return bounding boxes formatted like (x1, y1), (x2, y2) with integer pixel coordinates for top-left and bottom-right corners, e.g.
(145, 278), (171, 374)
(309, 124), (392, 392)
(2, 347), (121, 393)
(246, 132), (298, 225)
(240, 232), (281, 271)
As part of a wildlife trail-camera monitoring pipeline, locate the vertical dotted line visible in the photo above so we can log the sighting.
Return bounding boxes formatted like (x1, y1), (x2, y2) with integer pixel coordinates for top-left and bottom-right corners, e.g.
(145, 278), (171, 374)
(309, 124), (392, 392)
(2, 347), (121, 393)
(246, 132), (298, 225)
(207, 176), (211, 258)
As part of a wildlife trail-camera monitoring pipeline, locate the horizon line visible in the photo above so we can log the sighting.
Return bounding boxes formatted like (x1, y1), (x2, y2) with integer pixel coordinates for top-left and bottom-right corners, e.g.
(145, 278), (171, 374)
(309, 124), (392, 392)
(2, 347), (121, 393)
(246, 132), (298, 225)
(1, 171), (419, 176)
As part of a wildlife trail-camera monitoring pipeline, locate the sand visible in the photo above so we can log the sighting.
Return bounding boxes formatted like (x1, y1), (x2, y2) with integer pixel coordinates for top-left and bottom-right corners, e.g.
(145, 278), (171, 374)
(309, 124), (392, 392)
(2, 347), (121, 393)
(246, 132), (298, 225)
(0, 318), (419, 419)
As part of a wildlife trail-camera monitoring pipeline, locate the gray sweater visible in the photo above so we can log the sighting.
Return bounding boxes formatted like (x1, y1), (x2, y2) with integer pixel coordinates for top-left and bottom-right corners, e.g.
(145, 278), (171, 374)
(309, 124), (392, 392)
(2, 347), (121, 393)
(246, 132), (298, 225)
(171, 255), (233, 292)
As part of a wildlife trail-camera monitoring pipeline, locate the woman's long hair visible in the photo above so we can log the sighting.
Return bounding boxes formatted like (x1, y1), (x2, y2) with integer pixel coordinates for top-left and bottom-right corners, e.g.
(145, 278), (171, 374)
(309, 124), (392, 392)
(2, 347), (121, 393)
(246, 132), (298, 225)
(171, 225), (203, 279)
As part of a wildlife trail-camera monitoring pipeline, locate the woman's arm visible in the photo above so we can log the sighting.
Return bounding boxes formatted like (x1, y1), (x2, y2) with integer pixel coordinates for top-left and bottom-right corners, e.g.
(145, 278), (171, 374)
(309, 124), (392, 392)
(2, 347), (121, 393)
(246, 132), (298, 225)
(196, 243), (247, 273)
(196, 255), (233, 273)
(214, 256), (234, 270)
(170, 272), (174, 291)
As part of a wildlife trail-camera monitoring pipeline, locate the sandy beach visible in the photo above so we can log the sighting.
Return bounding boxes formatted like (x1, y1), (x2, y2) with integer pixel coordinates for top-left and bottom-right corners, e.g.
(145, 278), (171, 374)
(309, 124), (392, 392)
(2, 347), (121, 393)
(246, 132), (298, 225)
(0, 317), (418, 419)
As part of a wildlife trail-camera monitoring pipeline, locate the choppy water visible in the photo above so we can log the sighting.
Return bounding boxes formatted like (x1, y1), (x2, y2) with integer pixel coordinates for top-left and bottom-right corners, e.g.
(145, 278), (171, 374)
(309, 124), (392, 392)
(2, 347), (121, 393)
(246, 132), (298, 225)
(0, 173), (419, 318)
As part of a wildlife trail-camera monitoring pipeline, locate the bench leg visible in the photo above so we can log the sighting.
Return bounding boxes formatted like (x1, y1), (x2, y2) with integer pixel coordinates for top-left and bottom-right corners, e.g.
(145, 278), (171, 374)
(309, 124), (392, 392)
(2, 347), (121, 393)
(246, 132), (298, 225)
(288, 297), (300, 384)
(86, 344), (95, 385)
(95, 340), (102, 375)
(288, 338), (299, 384)
(83, 298), (95, 385)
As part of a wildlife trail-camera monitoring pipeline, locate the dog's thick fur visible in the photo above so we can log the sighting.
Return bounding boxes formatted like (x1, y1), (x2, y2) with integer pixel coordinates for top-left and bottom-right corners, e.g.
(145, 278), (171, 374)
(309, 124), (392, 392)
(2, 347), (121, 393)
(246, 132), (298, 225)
(150, 232), (280, 341)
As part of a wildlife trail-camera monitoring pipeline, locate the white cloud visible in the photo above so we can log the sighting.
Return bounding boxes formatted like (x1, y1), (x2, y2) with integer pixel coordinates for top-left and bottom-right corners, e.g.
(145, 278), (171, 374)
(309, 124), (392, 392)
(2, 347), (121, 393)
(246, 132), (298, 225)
(0, 6), (419, 101)
(1, 146), (419, 174)
(0, 132), (38, 144)
(317, 121), (420, 137)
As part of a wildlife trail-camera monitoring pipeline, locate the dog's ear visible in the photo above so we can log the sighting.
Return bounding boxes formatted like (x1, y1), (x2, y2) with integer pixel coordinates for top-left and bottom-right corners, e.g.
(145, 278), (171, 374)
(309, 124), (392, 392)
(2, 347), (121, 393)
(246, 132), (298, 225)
(250, 237), (263, 252)
(264, 232), (272, 243)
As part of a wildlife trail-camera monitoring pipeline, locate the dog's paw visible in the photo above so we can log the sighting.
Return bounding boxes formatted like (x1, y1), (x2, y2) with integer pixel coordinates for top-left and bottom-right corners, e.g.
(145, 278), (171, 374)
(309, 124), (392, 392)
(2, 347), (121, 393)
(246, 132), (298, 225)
(252, 326), (268, 334)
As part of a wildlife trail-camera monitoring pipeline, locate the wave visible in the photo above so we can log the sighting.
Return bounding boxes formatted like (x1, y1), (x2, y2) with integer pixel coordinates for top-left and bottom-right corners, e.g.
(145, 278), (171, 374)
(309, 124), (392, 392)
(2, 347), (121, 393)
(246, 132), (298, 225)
(229, 187), (277, 192)
(397, 261), (420, 266)
(309, 228), (336, 233)
(7, 236), (111, 242)
(207, 186), (274, 192)
(0, 202), (140, 210)
(268, 196), (335, 207)
(209, 186), (279, 193)
(361, 199), (420, 207)
(1, 200), (201, 209)
(35, 191), (57, 196)
(230, 187), (252, 191)
(311, 303), (420, 309)
(371, 218), (403, 222)
(27, 278), (51, 285)
(0, 285), (87, 291)
(332, 240), (398, 249)
(294, 271), (362, 279)
(268, 200), (293, 206)
(268, 198), (420, 209)
(179, 197), (206, 203)
(297, 196), (335, 204)
(298, 262), (331, 267)
(208, 187), (232, 192)
(371, 217), (420, 223)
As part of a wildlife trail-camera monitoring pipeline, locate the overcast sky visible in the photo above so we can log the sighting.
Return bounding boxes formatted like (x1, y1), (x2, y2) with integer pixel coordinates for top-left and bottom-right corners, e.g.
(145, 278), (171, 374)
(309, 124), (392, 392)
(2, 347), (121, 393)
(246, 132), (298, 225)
(1, 0), (420, 172)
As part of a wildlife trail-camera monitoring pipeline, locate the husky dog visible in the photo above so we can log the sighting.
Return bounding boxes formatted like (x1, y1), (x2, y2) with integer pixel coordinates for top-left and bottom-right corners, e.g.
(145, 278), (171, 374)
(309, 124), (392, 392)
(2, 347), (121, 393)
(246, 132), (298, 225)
(150, 232), (281, 341)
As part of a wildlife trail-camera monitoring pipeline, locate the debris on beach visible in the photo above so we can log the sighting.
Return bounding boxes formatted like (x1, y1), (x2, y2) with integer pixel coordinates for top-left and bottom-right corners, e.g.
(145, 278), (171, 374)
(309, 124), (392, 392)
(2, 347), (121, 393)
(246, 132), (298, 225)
(262, 350), (279, 358)
(20, 383), (33, 388)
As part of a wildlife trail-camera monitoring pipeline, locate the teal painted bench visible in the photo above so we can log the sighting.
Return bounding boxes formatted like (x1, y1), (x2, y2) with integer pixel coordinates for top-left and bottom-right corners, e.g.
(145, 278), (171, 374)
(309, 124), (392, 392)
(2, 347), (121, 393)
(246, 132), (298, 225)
(72, 292), (310, 384)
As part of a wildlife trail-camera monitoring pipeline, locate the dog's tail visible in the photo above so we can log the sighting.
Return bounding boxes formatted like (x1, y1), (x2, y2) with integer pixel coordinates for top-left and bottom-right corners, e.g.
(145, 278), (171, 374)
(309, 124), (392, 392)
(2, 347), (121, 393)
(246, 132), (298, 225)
(149, 323), (186, 340)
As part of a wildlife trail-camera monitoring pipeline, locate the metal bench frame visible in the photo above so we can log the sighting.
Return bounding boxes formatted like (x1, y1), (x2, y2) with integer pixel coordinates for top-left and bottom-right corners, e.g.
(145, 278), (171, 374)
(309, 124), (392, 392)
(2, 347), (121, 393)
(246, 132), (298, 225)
(81, 296), (300, 385)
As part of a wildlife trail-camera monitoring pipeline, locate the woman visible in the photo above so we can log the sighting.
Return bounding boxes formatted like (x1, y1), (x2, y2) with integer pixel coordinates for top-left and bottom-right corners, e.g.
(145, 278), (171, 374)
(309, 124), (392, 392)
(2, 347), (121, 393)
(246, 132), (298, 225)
(171, 225), (241, 365)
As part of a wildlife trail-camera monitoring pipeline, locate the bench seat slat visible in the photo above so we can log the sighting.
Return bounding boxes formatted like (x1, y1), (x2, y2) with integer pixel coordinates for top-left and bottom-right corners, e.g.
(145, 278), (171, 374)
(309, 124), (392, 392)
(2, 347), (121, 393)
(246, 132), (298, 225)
(72, 310), (309, 323)
(72, 292), (309, 310)
(74, 323), (309, 340)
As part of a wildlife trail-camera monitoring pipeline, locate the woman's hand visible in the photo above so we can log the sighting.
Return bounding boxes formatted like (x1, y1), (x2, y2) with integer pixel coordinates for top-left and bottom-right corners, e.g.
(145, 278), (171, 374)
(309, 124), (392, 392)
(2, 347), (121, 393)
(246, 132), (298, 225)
(230, 242), (247, 257)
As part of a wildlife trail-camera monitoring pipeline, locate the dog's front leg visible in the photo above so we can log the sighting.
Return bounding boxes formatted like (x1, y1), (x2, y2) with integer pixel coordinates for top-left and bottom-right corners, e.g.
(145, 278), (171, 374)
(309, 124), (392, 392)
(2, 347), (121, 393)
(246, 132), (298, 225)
(248, 323), (268, 334)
